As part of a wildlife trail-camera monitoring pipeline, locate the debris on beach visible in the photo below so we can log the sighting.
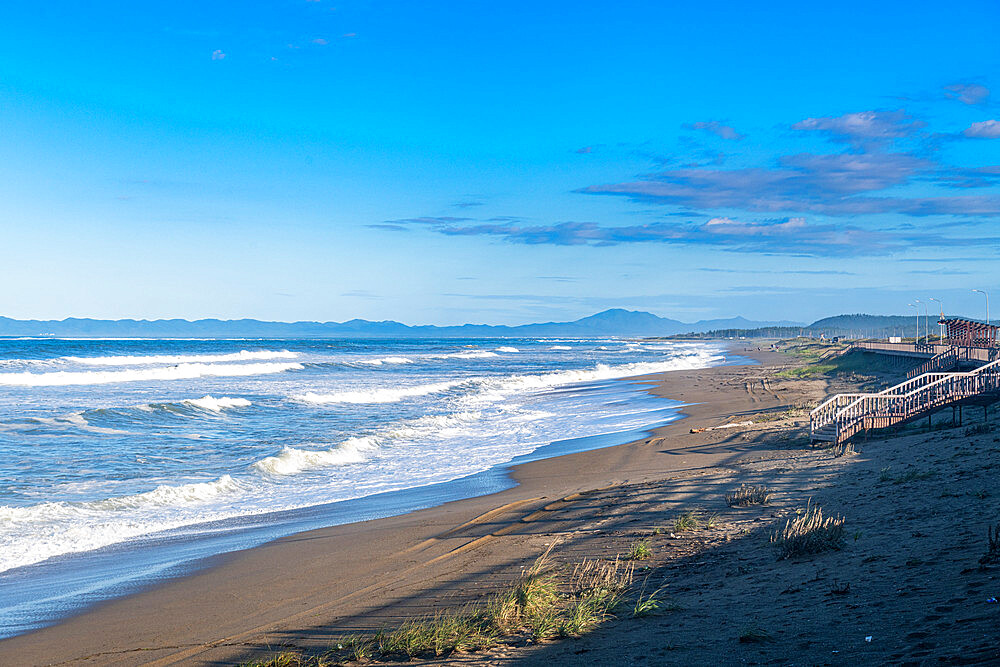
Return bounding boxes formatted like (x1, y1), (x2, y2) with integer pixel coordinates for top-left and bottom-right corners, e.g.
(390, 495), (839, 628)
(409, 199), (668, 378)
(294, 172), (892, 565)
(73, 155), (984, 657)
(690, 420), (754, 434)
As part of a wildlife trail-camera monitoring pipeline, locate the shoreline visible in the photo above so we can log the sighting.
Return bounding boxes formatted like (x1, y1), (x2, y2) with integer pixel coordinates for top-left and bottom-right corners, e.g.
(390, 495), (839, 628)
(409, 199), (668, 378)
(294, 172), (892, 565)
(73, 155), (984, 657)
(1, 346), (791, 665)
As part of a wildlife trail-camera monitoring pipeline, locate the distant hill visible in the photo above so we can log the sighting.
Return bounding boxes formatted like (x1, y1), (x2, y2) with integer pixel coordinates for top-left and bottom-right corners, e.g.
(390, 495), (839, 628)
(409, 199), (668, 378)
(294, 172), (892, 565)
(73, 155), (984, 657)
(0, 309), (804, 339)
(673, 313), (941, 340)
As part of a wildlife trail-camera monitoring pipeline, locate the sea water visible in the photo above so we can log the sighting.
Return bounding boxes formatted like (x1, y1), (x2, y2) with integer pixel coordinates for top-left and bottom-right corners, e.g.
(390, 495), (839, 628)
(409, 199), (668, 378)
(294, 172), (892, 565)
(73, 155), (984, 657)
(0, 337), (725, 637)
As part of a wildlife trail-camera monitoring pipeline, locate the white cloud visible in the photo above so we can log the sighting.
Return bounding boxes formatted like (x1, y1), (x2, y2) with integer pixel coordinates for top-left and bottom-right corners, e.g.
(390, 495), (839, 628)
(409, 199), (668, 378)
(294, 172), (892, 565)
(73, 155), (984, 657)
(963, 120), (1000, 139)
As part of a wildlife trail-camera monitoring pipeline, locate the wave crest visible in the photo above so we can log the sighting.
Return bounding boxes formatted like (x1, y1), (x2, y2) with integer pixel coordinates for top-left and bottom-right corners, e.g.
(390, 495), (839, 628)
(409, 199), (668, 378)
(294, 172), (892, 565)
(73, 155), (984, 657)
(294, 380), (463, 405)
(183, 396), (252, 412)
(251, 437), (380, 475)
(0, 361), (303, 386)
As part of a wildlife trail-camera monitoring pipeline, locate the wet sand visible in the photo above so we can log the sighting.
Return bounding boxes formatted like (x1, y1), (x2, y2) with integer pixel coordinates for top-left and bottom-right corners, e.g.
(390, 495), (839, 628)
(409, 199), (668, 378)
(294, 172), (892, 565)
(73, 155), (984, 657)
(3, 348), (822, 666)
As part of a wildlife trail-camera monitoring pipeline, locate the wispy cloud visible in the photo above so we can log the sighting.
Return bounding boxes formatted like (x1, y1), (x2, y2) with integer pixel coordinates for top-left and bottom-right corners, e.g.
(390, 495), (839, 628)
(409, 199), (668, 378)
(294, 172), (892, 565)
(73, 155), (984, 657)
(684, 121), (744, 141)
(211, 49), (226, 60)
(791, 110), (924, 148)
(944, 83), (990, 105)
(575, 146), (593, 154)
(380, 214), (994, 257)
(581, 150), (1000, 217)
(963, 120), (1000, 139)
(699, 268), (856, 275)
(935, 165), (1000, 188)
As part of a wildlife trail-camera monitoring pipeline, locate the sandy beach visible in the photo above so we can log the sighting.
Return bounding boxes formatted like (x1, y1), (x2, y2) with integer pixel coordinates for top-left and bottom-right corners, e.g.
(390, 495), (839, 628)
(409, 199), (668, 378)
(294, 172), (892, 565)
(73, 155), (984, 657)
(5, 346), (1000, 665)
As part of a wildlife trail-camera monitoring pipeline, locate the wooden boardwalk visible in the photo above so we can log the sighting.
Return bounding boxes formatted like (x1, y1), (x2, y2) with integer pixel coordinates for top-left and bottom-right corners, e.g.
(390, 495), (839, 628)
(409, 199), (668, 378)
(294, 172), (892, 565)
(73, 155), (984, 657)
(811, 346), (1000, 445)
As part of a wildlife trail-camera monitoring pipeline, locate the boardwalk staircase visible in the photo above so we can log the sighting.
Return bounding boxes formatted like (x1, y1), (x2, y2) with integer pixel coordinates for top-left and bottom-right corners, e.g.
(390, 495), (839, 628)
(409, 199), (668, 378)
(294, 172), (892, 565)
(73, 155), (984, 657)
(811, 355), (1000, 445)
(905, 347), (961, 379)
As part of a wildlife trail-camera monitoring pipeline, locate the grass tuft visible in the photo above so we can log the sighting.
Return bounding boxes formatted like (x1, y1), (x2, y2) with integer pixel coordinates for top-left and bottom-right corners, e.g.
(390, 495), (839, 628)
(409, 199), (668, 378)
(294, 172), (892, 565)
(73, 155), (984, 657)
(673, 510), (701, 532)
(261, 547), (645, 664)
(771, 500), (845, 559)
(627, 539), (653, 560)
(727, 484), (772, 507)
(632, 577), (667, 617)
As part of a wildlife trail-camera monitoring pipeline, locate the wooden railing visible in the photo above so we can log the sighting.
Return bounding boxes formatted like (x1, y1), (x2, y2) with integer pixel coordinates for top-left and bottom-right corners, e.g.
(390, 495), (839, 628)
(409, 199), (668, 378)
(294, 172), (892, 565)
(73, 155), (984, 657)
(811, 357), (1000, 444)
(853, 341), (1000, 364)
(906, 347), (960, 379)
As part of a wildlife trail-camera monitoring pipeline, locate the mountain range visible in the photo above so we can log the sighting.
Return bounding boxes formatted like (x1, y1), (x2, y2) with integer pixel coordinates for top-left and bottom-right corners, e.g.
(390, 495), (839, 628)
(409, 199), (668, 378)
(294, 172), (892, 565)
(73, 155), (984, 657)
(0, 309), (804, 338)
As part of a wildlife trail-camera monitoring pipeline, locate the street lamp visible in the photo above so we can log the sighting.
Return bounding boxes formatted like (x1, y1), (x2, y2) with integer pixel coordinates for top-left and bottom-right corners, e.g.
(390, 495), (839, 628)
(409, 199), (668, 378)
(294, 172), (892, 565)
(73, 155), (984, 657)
(915, 299), (928, 343)
(973, 289), (990, 326)
(908, 303), (919, 343)
(929, 297), (944, 343)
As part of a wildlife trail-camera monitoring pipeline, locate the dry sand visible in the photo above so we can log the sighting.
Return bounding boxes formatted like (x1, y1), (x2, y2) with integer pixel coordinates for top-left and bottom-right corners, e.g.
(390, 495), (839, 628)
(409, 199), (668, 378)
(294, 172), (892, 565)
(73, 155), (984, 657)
(4, 347), (999, 665)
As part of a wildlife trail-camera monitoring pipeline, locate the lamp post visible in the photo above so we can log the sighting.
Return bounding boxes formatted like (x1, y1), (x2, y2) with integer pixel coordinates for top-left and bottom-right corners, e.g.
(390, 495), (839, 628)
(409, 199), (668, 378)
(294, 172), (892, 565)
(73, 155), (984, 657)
(973, 289), (990, 326)
(908, 303), (919, 343)
(929, 297), (944, 343)
(915, 299), (928, 343)
(973, 289), (991, 345)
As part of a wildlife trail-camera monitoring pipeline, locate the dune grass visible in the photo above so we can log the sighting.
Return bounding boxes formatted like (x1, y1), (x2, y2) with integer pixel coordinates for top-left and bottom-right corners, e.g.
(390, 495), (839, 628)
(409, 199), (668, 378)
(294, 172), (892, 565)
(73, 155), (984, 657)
(673, 510), (701, 532)
(771, 500), (845, 559)
(244, 548), (646, 665)
(627, 539), (652, 560)
(726, 484), (772, 507)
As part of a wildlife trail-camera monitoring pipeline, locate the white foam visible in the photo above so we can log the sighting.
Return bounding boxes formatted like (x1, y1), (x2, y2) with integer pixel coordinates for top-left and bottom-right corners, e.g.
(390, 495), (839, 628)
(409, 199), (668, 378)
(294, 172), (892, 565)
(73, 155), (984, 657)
(251, 437), (380, 475)
(183, 396), (252, 412)
(0, 475), (244, 572)
(426, 350), (499, 360)
(0, 362), (303, 386)
(495, 347), (520, 353)
(294, 380), (464, 404)
(64, 350), (298, 366)
(357, 356), (414, 366)
(549, 345), (572, 350)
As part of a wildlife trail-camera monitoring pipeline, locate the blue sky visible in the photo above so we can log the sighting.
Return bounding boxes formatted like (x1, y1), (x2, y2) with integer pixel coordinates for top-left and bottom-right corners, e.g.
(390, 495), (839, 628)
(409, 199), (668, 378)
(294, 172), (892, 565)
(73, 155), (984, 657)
(1, 1), (998, 325)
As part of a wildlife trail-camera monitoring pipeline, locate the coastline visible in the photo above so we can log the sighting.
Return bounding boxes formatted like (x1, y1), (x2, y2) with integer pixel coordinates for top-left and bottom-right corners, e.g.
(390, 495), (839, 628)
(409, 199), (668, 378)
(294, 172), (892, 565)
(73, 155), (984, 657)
(1, 346), (795, 665)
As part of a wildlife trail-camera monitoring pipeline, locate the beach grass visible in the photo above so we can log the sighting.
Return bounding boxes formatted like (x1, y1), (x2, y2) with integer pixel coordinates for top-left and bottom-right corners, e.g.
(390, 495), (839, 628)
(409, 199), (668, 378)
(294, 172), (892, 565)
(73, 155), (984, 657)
(237, 550), (644, 664)
(726, 484), (772, 507)
(771, 500), (845, 559)
(673, 509), (701, 532)
(627, 539), (652, 560)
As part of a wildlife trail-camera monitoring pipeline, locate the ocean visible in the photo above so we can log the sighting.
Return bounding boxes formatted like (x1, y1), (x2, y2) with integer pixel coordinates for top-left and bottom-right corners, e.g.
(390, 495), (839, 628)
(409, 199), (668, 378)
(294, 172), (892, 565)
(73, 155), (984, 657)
(0, 337), (726, 637)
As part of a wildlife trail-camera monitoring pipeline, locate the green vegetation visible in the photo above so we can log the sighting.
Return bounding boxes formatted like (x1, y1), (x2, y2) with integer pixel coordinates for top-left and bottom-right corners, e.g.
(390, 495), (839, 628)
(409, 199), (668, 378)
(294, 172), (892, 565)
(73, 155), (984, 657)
(632, 579), (667, 617)
(673, 510), (701, 532)
(878, 465), (935, 485)
(775, 342), (900, 379)
(627, 539), (653, 561)
(771, 500), (846, 559)
(242, 550), (642, 665)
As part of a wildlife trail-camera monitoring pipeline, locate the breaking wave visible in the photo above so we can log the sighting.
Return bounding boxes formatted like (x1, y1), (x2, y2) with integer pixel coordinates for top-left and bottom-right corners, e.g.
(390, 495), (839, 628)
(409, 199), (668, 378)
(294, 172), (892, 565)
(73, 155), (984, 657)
(0, 362), (304, 386)
(182, 396), (252, 412)
(63, 350), (298, 366)
(294, 380), (465, 404)
(0, 475), (245, 573)
(251, 437), (380, 475)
